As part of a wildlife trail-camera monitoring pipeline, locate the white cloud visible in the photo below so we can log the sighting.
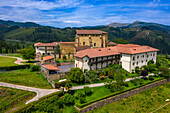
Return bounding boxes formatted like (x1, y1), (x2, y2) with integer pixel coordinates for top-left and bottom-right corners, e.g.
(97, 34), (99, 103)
(63, 21), (81, 23)
(0, 0), (82, 10)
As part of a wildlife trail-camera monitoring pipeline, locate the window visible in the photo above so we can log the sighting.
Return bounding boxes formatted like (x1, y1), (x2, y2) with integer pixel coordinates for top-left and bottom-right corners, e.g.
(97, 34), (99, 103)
(147, 55), (149, 58)
(133, 63), (135, 66)
(142, 60), (143, 63)
(83, 42), (85, 45)
(136, 62), (138, 65)
(94, 43), (96, 46)
(153, 53), (155, 56)
(76, 64), (77, 67)
(151, 54), (152, 56)
(92, 34), (94, 36)
(85, 34), (87, 36)
(81, 34), (83, 36)
(133, 56), (135, 61)
(146, 59), (148, 62)
(137, 56), (139, 59)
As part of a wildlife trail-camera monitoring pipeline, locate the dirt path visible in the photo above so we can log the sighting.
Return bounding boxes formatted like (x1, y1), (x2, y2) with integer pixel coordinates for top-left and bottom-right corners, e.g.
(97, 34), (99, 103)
(0, 82), (60, 104)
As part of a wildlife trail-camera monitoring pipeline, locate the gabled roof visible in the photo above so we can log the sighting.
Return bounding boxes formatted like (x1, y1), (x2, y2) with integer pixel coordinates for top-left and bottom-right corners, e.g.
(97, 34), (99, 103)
(107, 42), (117, 46)
(43, 56), (54, 61)
(75, 45), (90, 52)
(42, 64), (60, 70)
(75, 47), (120, 58)
(75, 44), (159, 58)
(34, 42), (75, 47)
(76, 30), (107, 35)
(34, 42), (58, 47)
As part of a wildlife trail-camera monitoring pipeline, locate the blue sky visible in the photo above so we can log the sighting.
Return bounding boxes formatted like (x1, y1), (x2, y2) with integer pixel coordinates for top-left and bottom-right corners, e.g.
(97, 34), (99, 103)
(0, 0), (169, 27)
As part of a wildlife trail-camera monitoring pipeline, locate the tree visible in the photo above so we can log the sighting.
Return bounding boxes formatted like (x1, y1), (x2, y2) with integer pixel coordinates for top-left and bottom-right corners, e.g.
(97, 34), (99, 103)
(114, 38), (128, 44)
(67, 68), (84, 83)
(159, 66), (170, 79)
(19, 46), (36, 60)
(0, 42), (2, 53)
(135, 66), (140, 74)
(147, 60), (154, 65)
(11, 45), (14, 53)
(5, 43), (8, 53)
(62, 55), (67, 62)
(114, 72), (126, 91)
(62, 93), (75, 106)
(65, 82), (72, 92)
(54, 45), (61, 59)
(165, 52), (168, 59)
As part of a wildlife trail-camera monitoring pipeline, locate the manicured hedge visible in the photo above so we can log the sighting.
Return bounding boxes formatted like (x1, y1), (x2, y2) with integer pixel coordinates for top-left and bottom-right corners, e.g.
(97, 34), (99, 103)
(0, 65), (30, 71)
(75, 78), (165, 108)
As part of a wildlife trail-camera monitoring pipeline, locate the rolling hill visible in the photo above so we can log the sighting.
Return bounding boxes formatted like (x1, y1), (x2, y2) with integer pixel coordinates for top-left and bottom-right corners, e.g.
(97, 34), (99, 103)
(0, 20), (170, 54)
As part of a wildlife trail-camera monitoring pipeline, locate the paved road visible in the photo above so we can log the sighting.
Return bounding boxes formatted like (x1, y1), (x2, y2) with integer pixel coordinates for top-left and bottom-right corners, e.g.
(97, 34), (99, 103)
(0, 82), (60, 104)
(71, 74), (154, 90)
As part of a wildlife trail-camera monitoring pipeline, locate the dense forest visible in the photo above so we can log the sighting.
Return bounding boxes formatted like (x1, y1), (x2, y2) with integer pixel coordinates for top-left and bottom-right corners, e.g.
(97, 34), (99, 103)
(0, 20), (170, 54)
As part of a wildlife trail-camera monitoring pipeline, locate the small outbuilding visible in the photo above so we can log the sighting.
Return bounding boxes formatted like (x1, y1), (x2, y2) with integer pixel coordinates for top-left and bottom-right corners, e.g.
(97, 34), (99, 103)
(42, 55), (55, 64)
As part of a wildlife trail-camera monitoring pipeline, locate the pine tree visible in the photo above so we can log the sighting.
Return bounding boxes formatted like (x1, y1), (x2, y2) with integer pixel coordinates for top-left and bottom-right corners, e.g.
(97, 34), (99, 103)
(0, 42), (2, 53)
(5, 43), (8, 53)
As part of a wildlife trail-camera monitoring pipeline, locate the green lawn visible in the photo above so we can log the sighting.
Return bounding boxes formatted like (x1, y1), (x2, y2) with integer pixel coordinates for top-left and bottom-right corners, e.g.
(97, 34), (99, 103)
(0, 69), (52, 89)
(0, 86), (36, 113)
(0, 56), (18, 67)
(88, 82), (170, 113)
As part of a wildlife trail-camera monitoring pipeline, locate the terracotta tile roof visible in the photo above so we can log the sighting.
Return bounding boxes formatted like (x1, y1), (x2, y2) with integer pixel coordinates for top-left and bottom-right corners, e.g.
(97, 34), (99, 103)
(42, 64), (60, 70)
(34, 42), (58, 47)
(75, 47), (120, 58)
(116, 45), (159, 54)
(34, 42), (75, 47)
(75, 44), (159, 58)
(107, 42), (117, 46)
(60, 42), (75, 44)
(75, 45), (90, 52)
(76, 30), (107, 34)
(43, 56), (54, 61)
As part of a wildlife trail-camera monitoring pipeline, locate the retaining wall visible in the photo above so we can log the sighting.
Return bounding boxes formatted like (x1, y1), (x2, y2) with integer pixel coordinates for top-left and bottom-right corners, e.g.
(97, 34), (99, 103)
(74, 79), (169, 113)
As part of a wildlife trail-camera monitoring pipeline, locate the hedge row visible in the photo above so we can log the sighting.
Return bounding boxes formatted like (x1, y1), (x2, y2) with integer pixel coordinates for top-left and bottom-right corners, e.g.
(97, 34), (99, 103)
(0, 65), (30, 71)
(13, 91), (63, 113)
(75, 78), (165, 108)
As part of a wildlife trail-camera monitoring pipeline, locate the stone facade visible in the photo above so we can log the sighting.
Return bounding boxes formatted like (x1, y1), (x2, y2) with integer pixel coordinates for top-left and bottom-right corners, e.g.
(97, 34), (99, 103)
(75, 31), (108, 48)
(60, 43), (75, 54)
(75, 79), (168, 113)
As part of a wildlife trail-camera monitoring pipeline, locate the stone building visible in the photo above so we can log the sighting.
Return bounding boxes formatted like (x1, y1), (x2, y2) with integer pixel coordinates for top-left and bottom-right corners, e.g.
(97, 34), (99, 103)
(34, 42), (75, 60)
(75, 44), (159, 72)
(75, 30), (108, 48)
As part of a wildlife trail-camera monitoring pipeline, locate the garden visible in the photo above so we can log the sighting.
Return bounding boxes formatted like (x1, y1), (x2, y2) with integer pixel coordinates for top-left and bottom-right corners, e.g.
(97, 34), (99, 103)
(0, 86), (36, 113)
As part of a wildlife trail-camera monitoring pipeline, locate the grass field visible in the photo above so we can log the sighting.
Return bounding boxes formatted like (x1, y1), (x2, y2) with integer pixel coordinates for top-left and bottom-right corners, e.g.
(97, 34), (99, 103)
(88, 82), (170, 113)
(0, 69), (52, 89)
(0, 56), (18, 67)
(0, 86), (36, 113)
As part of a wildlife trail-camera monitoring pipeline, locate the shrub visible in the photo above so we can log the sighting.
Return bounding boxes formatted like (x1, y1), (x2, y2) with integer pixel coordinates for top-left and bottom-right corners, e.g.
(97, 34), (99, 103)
(0, 65), (30, 71)
(149, 75), (154, 80)
(124, 82), (129, 87)
(80, 96), (87, 104)
(84, 87), (93, 95)
(135, 66), (140, 74)
(74, 90), (86, 99)
(141, 70), (148, 77)
(147, 60), (154, 65)
(132, 69), (135, 74)
(132, 78), (139, 86)
(62, 93), (75, 106)
(55, 80), (71, 88)
(62, 55), (67, 61)
(30, 65), (40, 72)
(139, 79), (144, 85)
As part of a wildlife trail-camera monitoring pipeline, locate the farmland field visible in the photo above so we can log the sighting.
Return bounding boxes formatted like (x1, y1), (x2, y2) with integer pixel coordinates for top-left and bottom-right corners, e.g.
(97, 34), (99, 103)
(0, 69), (52, 89)
(0, 86), (36, 113)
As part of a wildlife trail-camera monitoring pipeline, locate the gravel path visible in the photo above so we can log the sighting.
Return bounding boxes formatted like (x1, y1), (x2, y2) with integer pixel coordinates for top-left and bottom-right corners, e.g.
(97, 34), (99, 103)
(71, 74), (154, 90)
(0, 82), (60, 104)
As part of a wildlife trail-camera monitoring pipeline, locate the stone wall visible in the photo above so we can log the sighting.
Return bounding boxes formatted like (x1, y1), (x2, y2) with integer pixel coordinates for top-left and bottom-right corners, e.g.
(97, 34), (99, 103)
(49, 73), (65, 80)
(74, 79), (169, 113)
(60, 43), (75, 54)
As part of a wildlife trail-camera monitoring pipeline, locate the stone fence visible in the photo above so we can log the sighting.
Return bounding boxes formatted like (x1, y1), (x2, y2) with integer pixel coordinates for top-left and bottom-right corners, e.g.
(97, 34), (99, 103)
(74, 79), (169, 113)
